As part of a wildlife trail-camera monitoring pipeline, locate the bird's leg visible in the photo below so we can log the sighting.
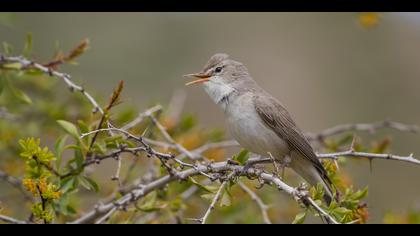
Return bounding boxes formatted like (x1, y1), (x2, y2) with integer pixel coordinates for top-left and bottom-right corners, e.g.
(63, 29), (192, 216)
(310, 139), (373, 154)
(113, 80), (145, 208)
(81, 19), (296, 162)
(267, 152), (291, 180)
(267, 152), (282, 177)
(279, 155), (291, 180)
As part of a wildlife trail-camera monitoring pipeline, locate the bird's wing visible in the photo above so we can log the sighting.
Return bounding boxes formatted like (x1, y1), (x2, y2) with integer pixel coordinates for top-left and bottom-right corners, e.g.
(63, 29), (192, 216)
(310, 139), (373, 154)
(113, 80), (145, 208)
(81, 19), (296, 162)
(253, 94), (330, 182)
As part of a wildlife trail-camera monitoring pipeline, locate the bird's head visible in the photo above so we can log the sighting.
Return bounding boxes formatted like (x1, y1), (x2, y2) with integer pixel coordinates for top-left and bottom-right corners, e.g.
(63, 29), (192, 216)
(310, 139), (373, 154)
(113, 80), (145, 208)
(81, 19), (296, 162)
(184, 53), (250, 87)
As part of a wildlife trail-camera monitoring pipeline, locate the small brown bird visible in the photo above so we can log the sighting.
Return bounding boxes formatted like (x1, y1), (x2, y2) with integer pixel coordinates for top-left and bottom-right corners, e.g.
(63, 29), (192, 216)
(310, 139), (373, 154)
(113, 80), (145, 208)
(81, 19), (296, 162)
(185, 53), (335, 204)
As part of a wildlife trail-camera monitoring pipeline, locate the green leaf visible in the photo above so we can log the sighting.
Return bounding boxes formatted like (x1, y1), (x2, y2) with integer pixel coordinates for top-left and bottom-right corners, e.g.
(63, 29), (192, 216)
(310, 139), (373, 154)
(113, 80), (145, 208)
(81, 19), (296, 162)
(189, 177), (217, 193)
(74, 147), (84, 170)
(136, 191), (166, 212)
(232, 149), (250, 165)
(292, 211), (307, 224)
(60, 176), (78, 193)
(79, 176), (99, 192)
(5, 76), (32, 104)
(57, 120), (80, 140)
(352, 187), (368, 201)
(200, 193), (216, 201)
(23, 33), (33, 57)
(77, 120), (91, 134)
(54, 135), (68, 170)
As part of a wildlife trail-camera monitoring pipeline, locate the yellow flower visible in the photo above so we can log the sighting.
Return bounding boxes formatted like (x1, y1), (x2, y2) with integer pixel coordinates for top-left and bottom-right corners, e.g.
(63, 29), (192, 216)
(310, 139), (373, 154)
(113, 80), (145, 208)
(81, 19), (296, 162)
(22, 178), (38, 196)
(359, 12), (381, 29)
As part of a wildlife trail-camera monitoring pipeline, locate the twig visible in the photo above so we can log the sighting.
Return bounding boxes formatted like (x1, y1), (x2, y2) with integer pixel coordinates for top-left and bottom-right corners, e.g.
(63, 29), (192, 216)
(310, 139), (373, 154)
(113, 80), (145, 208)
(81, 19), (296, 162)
(199, 179), (228, 224)
(121, 105), (162, 131)
(0, 214), (27, 224)
(111, 157), (122, 186)
(238, 181), (271, 224)
(69, 160), (337, 224)
(306, 197), (339, 224)
(95, 207), (117, 224)
(147, 113), (195, 159)
(306, 120), (419, 141)
(0, 56), (104, 115)
(317, 150), (420, 166)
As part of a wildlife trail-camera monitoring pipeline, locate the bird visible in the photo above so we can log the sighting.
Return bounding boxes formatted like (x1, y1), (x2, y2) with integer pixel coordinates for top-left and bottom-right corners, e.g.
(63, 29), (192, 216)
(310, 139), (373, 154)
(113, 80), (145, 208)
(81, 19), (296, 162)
(184, 53), (336, 204)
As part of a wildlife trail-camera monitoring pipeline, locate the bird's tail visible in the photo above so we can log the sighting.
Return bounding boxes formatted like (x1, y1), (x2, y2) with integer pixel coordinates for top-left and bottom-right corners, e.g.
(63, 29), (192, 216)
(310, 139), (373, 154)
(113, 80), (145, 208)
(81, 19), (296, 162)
(289, 157), (337, 205)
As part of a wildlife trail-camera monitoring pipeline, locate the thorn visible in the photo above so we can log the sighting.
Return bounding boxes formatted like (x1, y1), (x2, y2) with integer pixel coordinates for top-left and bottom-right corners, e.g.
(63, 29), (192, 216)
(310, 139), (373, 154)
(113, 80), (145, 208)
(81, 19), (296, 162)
(111, 176), (119, 181)
(369, 158), (373, 173)
(334, 160), (340, 171)
(350, 134), (357, 152)
(47, 68), (54, 77)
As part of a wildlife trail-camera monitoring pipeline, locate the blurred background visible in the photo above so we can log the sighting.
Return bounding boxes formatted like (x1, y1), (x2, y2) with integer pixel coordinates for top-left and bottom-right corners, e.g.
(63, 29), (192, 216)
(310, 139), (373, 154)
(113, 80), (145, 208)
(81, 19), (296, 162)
(1, 12), (420, 223)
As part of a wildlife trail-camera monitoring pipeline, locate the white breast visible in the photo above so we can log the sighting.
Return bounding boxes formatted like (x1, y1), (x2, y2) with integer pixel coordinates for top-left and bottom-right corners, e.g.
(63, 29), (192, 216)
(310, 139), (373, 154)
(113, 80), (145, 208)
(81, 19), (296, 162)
(224, 93), (290, 159)
(201, 76), (235, 111)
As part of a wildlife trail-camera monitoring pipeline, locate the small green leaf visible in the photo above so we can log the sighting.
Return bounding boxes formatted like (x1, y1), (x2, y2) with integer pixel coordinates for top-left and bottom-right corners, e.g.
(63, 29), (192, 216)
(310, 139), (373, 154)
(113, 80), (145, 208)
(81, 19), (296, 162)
(233, 149), (250, 165)
(60, 176), (78, 193)
(292, 211), (307, 224)
(136, 191), (166, 212)
(79, 176), (99, 192)
(200, 193), (216, 201)
(352, 187), (368, 201)
(189, 177), (217, 193)
(55, 135), (68, 170)
(23, 33), (33, 57)
(5, 76), (31, 104)
(57, 120), (80, 140)
(74, 147), (84, 170)
(1, 62), (22, 70)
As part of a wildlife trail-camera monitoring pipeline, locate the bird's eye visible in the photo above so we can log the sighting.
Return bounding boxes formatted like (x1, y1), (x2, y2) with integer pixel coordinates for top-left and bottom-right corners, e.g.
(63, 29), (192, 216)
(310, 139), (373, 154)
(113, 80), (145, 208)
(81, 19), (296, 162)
(215, 67), (223, 73)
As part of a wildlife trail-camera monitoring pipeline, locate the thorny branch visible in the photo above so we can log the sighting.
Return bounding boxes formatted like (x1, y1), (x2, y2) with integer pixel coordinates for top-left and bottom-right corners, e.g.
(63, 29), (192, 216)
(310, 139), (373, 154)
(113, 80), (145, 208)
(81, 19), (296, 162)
(0, 55), (104, 115)
(306, 120), (419, 142)
(318, 150), (420, 166)
(198, 176), (231, 224)
(70, 159), (339, 224)
(2, 54), (420, 224)
(0, 214), (26, 224)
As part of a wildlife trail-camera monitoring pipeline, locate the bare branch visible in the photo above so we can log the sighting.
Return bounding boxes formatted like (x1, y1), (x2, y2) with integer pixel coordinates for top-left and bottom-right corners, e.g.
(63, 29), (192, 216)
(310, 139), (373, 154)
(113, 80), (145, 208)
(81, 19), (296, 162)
(317, 150), (420, 166)
(0, 214), (27, 224)
(94, 207), (117, 224)
(306, 120), (419, 141)
(147, 113), (196, 159)
(199, 179), (228, 224)
(0, 56), (104, 115)
(69, 160), (337, 224)
(238, 181), (271, 224)
(121, 105), (163, 131)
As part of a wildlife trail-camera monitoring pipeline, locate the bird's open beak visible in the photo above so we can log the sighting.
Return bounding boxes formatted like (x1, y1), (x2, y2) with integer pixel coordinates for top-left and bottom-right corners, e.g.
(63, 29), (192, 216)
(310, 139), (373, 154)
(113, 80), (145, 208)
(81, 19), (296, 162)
(184, 73), (211, 86)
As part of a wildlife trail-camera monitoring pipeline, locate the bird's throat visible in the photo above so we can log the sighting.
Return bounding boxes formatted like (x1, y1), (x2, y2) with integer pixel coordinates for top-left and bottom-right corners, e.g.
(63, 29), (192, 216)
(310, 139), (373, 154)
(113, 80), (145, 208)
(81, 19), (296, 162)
(202, 80), (235, 111)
